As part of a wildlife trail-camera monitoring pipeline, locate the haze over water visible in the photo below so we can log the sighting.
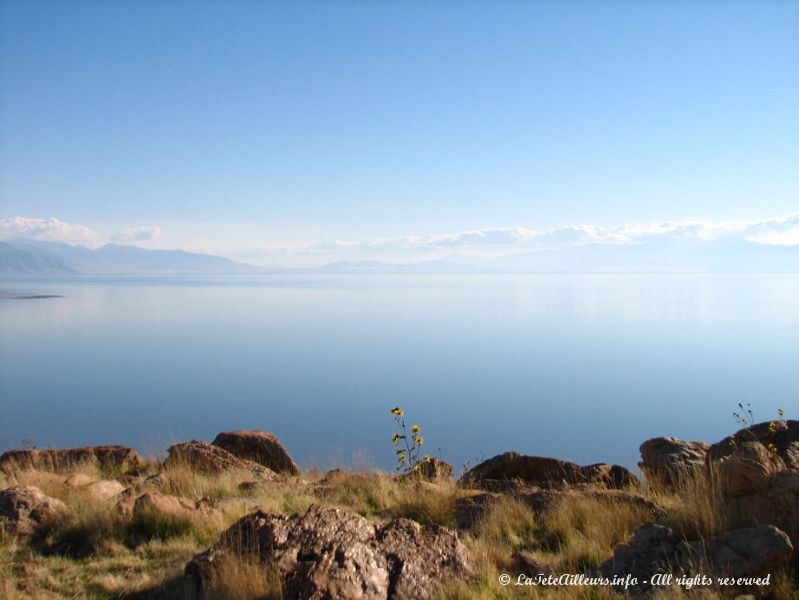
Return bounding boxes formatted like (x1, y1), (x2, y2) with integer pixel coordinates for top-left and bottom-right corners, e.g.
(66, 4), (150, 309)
(2, 274), (797, 471)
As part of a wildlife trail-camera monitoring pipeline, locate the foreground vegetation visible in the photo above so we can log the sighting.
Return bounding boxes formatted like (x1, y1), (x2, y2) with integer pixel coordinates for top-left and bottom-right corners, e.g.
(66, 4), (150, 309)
(1, 455), (796, 600)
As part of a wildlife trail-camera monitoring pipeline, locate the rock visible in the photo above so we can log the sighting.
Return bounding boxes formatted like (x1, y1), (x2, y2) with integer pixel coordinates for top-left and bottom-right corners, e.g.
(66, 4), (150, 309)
(133, 493), (196, 519)
(717, 442), (785, 497)
(453, 492), (502, 529)
(459, 452), (637, 490)
(581, 463), (639, 489)
(717, 443), (799, 563)
(0, 446), (143, 475)
(375, 518), (474, 599)
(115, 494), (137, 517)
(116, 473), (172, 508)
(212, 430), (299, 475)
(187, 504), (475, 599)
(115, 474), (139, 487)
(143, 473), (171, 488)
(453, 488), (661, 530)
(512, 551), (552, 576)
(709, 526), (792, 578)
(638, 437), (709, 487)
(83, 479), (125, 501)
(599, 524), (792, 592)
(417, 458), (453, 481)
(0, 486), (68, 536)
(784, 442), (799, 467)
(63, 473), (94, 487)
(710, 420), (799, 467)
(398, 459), (454, 483)
(164, 440), (278, 481)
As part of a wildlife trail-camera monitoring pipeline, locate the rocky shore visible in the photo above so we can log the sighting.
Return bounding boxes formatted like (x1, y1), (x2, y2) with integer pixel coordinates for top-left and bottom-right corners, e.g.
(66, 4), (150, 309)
(1, 423), (798, 599)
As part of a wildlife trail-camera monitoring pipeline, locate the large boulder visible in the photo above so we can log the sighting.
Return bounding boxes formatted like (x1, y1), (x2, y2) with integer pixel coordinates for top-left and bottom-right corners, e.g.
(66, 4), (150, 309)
(717, 441), (785, 496)
(186, 504), (475, 600)
(164, 440), (278, 481)
(83, 479), (125, 502)
(459, 452), (637, 490)
(717, 442), (799, 562)
(375, 518), (474, 599)
(709, 420), (799, 467)
(212, 430), (299, 475)
(0, 446), (142, 475)
(638, 437), (709, 487)
(599, 523), (792, 592)
(454, 488), (661, 530)
(0, 486), (68, 536)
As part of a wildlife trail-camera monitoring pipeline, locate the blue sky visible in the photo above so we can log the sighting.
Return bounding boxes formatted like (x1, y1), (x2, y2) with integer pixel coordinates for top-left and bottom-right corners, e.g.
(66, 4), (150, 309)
(1, 1), (797, 265)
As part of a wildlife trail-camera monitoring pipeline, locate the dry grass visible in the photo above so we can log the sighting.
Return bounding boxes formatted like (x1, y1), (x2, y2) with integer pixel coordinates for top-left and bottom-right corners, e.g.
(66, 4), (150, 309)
(470, 496), (539, 567)
(386, 479), (459, 527)
(205, 555), (283, 600)
(771, 569), (799, 600)
(309, 469), (463, 527)
(309, 470), (406, 517)
(539, 494), (654, 572)
(1, 463), (797, 600)
(6, 466), (103, 500)
(653, 467), (726, 541)
(40, 492), (126, 557)
(159, 461), (267, 500)
(0, 535), (202, 599)
(452, 492), (654, 599)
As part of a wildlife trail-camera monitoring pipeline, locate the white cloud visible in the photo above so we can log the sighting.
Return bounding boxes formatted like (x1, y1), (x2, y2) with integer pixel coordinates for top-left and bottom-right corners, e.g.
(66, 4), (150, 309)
(741, 214), (799, 246)
(0, 216), (100, 245)
(111, 225), (162, 242)
(276, 213), (799, 264)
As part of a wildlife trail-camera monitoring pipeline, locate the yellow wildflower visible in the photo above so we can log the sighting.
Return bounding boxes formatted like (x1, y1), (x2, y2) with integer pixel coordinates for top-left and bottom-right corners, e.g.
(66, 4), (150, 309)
(390, 407), (404, 417)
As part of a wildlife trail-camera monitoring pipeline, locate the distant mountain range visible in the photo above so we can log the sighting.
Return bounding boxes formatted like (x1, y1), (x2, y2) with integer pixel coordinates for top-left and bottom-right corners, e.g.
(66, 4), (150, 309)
(319, 240), (799, 274)
(1, 237), (797, 276)
(0, 240), (261, 275)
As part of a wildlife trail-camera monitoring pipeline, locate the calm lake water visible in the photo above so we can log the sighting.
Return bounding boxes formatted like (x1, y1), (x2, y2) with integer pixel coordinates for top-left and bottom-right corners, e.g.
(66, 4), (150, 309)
(1, 275), (798, 472)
